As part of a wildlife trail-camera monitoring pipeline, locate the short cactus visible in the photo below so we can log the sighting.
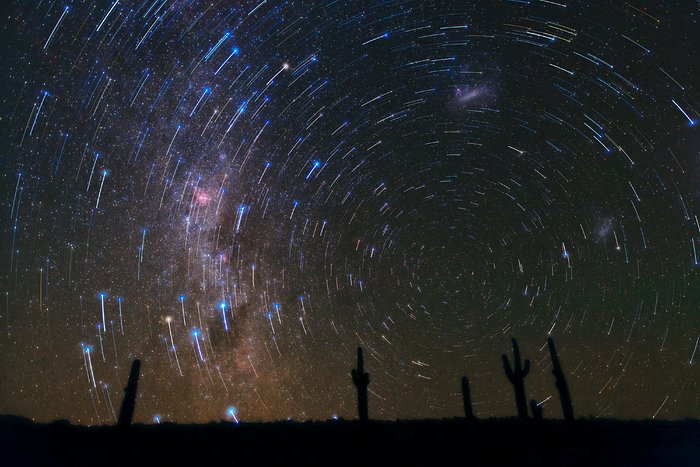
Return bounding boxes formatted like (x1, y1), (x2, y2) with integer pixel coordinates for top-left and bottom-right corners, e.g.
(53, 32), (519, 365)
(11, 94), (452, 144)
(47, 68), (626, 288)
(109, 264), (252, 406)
(351, 347), (370, 424)
(502, 338), (531, 419)
(530, 399), (543, 420)
(461, 376), (475, 420)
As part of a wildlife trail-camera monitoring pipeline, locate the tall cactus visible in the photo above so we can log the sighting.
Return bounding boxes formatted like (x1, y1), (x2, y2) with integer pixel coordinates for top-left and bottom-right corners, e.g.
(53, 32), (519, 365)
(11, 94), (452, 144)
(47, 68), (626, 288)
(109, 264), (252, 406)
(351, 347), (370, 424)
(461, 376), (475, 420)
(547, 337), (574, 422)
(118, 359), (141, 428)
(502, 338), (530, 419)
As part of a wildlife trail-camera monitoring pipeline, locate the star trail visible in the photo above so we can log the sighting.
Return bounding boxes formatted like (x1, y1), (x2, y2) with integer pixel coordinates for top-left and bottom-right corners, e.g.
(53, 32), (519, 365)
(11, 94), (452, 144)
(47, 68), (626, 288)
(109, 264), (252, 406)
(0, 1), (698, 425)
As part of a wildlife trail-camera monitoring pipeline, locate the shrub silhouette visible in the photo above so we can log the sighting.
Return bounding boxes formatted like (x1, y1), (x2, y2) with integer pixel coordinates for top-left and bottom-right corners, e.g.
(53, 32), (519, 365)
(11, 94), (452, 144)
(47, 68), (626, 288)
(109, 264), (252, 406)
(502, 338), (531, 419)
(351, 347), (370, 424)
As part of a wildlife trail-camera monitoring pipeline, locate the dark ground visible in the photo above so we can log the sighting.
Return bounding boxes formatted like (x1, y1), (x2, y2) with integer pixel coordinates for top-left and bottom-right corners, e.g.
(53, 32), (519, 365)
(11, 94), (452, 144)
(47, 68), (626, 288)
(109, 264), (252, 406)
(0, 416), (698, 466)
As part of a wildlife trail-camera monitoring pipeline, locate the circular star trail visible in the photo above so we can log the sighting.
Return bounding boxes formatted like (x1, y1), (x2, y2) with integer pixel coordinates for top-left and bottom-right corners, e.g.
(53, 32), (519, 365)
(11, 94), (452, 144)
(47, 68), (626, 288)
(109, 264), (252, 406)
(0, 1), (698, 424)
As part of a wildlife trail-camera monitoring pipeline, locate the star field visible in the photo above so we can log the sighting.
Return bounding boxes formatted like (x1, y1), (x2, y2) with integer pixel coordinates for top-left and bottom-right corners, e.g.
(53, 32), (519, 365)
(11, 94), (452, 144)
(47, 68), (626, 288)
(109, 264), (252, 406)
(0, 0), (698, 424)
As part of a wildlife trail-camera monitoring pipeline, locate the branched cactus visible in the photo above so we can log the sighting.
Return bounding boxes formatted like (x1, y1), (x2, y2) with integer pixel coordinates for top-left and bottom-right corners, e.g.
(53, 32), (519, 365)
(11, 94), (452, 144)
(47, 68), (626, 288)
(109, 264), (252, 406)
(502, 338), (530, 419)
(530, 399), (543, 420)
(118, 359), (141, 429)
(351, 347), (370, 424)
(461, 376), (475, 420)
(548, 337), (575, 422)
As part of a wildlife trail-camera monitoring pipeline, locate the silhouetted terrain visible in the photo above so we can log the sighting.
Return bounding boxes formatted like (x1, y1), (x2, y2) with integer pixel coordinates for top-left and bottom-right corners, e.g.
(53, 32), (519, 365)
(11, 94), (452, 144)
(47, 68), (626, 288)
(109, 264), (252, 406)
(3, 346), (696, 466)
(0, 416), (698, 466)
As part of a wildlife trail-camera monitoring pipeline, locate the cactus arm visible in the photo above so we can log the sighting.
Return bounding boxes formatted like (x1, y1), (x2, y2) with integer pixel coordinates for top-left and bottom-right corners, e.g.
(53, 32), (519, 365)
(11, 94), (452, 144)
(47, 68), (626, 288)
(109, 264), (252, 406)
(503, 355), (514, 382)
(523, 359), (531, 376)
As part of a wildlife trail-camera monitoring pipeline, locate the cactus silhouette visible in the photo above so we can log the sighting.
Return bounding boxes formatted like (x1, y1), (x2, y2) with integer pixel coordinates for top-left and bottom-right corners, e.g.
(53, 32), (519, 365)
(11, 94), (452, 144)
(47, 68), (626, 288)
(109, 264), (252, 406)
(548, 337), (575, 422)
(351, 347), (370, 424)
(502, 338), (530, 419)
(530, 399), (543, 420)
(117, 359), (141, 428)
(461, 376), (475, 420)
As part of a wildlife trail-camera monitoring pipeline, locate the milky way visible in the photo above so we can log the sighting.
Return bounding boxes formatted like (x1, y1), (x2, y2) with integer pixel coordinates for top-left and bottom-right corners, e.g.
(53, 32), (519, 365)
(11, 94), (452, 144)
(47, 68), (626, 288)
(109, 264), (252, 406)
(0, 1), (698, 424)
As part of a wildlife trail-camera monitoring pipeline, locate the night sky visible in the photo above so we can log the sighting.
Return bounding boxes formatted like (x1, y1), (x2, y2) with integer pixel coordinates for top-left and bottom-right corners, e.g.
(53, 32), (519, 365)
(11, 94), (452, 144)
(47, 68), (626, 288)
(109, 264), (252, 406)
(0, 0), (698, 425)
